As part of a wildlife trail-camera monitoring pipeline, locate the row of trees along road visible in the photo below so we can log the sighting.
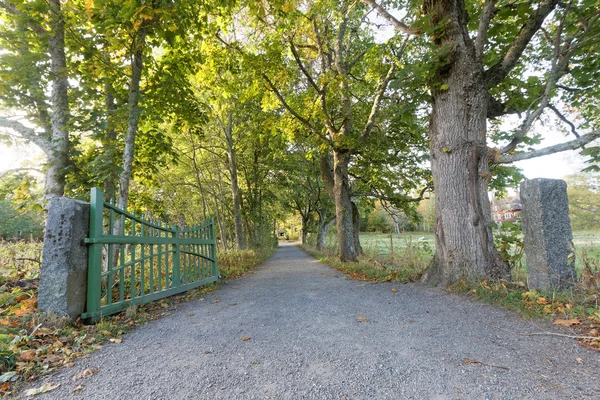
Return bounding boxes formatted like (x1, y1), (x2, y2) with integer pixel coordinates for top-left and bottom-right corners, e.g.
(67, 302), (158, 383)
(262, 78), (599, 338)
(0, 0), (599, 284)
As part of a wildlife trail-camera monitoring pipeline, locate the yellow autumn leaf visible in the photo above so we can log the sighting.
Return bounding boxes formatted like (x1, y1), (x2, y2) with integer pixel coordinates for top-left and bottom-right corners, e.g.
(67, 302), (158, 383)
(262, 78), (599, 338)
(553, 318), (580, 327)
(536, 297), (548, 305)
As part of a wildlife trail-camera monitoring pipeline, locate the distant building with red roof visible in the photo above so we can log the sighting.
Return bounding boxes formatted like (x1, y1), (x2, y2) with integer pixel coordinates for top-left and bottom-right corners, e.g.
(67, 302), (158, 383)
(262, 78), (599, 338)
(491, 193), (522, 223)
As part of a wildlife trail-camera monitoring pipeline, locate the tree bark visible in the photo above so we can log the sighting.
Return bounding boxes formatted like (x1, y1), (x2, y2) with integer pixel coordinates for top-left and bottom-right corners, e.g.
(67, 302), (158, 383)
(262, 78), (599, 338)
(422, 0), (508, 285)
(117, 27), (145, 211)
(333, 149), (356, 261)
(45, 0), (69, 202)
(224, 111), (246, 250)
(352, 201), (363, 255)
(317, 217), (336, 251)
(103, 81), (118, 201)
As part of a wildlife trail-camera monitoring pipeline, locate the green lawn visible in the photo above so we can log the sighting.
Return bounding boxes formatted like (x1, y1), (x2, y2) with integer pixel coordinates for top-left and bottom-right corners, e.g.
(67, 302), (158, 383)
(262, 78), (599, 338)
(322, 230), (600, 264)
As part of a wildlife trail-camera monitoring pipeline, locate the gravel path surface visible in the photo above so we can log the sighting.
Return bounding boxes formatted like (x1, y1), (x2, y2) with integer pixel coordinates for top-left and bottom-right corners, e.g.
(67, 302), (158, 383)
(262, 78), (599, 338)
(21, 243), (600, 399)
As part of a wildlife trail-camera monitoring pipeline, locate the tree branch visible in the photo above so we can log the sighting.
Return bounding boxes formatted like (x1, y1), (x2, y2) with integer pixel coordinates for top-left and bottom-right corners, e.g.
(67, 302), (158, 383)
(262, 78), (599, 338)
(548, 104), (580, 140)
(360, 0), (421, 35)
(359, 61), (396, 142)
(0, 116), (50, 154)
(289, 39), (322, 94)
(498, 4), (574, 154)
(484, 0), (558, 87)
(475, 0), (497, 61)
(493, 129), (600, 164)
(0, 167), (42, 179)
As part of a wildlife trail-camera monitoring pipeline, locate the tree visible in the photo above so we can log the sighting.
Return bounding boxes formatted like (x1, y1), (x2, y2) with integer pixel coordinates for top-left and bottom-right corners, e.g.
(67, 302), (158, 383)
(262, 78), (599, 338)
(0, 0), (70, 202)
(565, 173), (600, 230)
(365, 0), (600, 284)
(240, 0), (430, 261)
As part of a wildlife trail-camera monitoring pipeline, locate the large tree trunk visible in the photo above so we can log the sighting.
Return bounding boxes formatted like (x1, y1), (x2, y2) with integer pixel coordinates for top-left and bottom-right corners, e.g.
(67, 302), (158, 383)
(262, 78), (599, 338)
(224, 112), (246, 250)
(333, 150), (356, 261)
(45, 0), (69, 201)
(117, 28), (145, 211)
(423, 1), (508, 284)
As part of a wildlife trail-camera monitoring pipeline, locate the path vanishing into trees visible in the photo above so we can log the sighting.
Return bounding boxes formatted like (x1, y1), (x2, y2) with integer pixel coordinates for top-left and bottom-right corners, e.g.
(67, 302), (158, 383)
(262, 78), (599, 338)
(23, 243), (600, 399)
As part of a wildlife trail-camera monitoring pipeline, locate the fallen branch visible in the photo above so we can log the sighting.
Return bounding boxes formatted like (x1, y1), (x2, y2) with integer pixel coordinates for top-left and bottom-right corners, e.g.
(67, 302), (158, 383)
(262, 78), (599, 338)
(463, 358), (510, 370)
(520, 332), (599, 341)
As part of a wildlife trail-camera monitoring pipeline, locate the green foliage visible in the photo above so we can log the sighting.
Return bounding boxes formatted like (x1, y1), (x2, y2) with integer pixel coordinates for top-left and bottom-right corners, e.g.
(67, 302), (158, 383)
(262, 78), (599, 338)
(491, 219), (524, 279)
(0, 241), (42, 280)
(565, 174), (600, 231)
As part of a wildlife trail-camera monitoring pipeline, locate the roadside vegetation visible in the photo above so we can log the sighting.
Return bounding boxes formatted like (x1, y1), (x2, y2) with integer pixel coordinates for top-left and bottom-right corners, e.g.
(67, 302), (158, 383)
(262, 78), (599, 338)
(0, 240), (272, 396)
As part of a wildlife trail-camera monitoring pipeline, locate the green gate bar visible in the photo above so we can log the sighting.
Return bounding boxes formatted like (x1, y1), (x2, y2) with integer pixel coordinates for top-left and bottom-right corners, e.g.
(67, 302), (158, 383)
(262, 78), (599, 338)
(82, 188), (218, 323)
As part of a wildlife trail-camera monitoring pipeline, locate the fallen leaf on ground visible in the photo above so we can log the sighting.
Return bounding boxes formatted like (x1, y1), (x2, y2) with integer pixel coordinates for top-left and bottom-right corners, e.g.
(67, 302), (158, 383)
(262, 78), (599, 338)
(24, 382), (60, 396)
(19, 350), (36, 362)
(72, 384), (85, 394)
(536, 297), (548, 305)
(72, 368), (99, 381)
(187, 313), (195, 317)
(109, 338), (122, 344)
(391, 288), (397, 293)
(357, 315), (368, 323)
(0, 382), (10, 393)
(0, 372), (16, 383)
(241, 336), (251, 341)
(554, 318), (580, 327)
(213, 299), (220, 303)
(576, 357), (583, 364)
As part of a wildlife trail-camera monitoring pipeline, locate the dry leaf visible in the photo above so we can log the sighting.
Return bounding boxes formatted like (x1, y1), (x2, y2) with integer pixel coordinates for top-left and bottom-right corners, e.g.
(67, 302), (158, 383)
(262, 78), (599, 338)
(241, 336), (251, 341)
(357, 315), (368, 323)
(72, 368), (99, 381)
(576, 357), (583, 364)
(213, 299), (221, 303)
(72, 384), (85, 394)
(100, 331), (111, 336)
(24, 382), (60, 397)
(109, 338), (122, 344)
(187, 313), (195, 317)
(0, 382), (10, 393)
(553, 318), (580, 327)
(391, 288), (398, 293)
(19, 350), (36, 362)
(536, 297), (548, 305)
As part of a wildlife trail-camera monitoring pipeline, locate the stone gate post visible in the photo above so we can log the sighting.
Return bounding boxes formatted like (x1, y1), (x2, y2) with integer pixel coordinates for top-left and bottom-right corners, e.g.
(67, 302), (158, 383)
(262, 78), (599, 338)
(38, 197), (90, 319)
(520, 178), (576, 290)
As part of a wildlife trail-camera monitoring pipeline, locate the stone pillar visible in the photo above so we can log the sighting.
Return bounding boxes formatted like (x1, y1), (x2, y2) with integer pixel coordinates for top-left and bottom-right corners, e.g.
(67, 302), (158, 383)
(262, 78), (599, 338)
(38, 197), (90, 319)
(520, 179), (576, 290)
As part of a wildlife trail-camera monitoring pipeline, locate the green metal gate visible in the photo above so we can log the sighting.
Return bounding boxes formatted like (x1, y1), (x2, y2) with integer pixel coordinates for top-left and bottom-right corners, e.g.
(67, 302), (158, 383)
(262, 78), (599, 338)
(81, 188), (218, 322)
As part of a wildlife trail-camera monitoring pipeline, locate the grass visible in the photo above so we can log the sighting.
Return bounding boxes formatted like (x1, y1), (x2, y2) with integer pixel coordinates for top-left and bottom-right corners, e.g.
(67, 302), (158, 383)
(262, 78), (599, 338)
(218, 246), (277, 279)
(0, 240), (42, 283)
(303, 231), (433, 283)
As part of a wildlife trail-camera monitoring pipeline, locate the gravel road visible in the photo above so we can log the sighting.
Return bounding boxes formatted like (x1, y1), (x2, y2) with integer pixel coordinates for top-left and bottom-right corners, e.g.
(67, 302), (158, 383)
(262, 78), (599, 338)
(21, 242), (600, 399)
